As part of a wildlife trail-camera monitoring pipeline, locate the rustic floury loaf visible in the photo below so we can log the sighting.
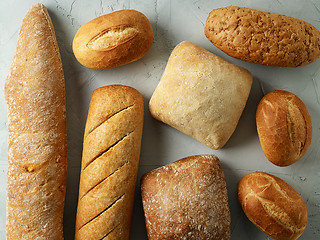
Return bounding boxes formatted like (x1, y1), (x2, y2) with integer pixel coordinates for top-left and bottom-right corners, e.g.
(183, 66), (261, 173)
(149, 41), (252, 149)
(256, 90), (312, 166)
(141, 155), (231, 240)
(205, 6), (320, 67)
(73, 9), (153, 69)
(238, 172), (308, 240)
(5, 3), (67, 239)
(75, 85), (144, 240)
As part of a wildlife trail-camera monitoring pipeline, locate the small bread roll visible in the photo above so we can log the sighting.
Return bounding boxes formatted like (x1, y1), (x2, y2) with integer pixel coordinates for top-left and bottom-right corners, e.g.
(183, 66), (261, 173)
(238, 172), (308, 240)
(141, 155), (231, 240)
(75, 85), (144, 240)
(205, 6), (320, 67)
(149, 41), (252, 149)
(73, 9), (153, 70)
(256, 90), (312, 166)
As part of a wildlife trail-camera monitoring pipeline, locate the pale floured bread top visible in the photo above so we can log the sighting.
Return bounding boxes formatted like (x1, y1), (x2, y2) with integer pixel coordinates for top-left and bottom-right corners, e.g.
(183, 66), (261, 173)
(149, 41), (252, 149)
(238, 172), (308, 240)
(141, 155), (231, 240)
(86, 26), (139, 50)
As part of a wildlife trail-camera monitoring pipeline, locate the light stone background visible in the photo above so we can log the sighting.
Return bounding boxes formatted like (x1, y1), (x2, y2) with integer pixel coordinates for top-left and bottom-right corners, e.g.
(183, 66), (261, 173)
(0, 0), (319, 239)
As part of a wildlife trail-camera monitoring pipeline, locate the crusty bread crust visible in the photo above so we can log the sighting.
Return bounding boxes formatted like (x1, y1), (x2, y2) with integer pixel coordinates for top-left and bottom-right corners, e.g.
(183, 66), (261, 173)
(256, 90), (312, 166)
(149, 41), (252, 149)
(73, 9), (153, 70)
(238, 172), (308, 240)
(141, 155), (231, 240)
(5, 3), (67, 239)
(75, 85), (144, 240)
(205, 6), (320, 67)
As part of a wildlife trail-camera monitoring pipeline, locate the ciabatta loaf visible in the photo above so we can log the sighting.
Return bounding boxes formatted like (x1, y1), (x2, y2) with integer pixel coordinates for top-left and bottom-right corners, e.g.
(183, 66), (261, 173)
(75, 85), (144, 240)
(5, 3), (67, 239)
(141, 155), (231, 240)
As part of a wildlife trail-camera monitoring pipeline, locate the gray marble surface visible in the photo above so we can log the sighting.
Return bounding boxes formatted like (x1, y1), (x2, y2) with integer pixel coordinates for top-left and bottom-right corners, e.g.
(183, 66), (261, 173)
(0, 0), (319, 239)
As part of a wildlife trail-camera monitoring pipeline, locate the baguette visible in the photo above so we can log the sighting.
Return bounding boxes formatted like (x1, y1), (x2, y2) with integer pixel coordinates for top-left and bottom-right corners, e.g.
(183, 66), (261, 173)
(75, 85), (144, 240)
(205, 6), (320, 67)
(141, 155), (231, 240)
(238, 172), (308, 240)
(5, 3), (67, 239)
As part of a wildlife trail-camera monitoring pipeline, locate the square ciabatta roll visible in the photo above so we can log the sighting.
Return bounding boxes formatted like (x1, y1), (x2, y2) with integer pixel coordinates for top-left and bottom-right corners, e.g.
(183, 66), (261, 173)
(149, 41), (252, 149)
(141, 155), (231, 240)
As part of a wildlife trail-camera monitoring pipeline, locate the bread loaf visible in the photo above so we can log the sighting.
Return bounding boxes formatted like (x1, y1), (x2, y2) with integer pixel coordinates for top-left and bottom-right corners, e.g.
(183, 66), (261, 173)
(256, 90), (312, 166)
(73, 9), (153, 70)
(74, 85), (144, 240)
(238, 172), (308, 240)
(5, 3), (67, 239)
(141, 155), (231, 240)
(205, 6), (320, 67)
(149, 41), (252, 149)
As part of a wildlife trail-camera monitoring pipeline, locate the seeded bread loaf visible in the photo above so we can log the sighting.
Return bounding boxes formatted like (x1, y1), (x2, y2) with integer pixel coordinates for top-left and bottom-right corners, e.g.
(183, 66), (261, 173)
(205, 6), (320, 67)
(5, 3), (67, 239)
(141, 155), (231, 240)
(74, 85), (144, 240)
(256, 90), (312, 166)
(73, 9), (153, 70)
(238, 172), (308, 240)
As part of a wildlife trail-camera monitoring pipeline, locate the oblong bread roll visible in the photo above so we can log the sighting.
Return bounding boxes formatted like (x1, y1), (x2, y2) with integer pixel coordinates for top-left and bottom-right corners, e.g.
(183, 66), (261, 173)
(75, 85), (144, 240)
(5, 3), (67, 239)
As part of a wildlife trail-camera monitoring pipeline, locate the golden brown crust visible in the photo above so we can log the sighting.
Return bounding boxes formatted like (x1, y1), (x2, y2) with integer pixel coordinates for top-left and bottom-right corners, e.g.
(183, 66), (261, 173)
(238, 172), (308, 240)
(256, 90), (312, 166)
(205, 6), (320, 67)
(149, 41), (252, 149)
(5, 3), (67, 239)
(141, 155), (231, 240)
(73, 9), (153, 70)
(75, 85), (144, 240)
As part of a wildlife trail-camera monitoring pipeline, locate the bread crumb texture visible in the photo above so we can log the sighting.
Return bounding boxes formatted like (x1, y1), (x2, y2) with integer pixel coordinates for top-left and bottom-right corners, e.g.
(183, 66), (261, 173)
(205, 6), (320, 67)
(141, 155), (231, 240)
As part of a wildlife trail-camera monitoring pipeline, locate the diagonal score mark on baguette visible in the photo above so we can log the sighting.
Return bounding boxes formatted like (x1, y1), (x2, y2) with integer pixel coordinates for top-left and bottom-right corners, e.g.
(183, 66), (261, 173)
(99, 224), (120, 240)
(85, 104), (134, 138)
(78, 193), (125, 230)
(82, 131), (134, 171)
(80, 160), (129, 200)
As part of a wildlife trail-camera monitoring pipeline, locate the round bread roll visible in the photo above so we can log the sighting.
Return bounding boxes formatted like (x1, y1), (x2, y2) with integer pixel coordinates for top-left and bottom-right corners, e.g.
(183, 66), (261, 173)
(256, 90), (312, 166)
(238, 172), (308, 240)
(73, 9), (153, 70)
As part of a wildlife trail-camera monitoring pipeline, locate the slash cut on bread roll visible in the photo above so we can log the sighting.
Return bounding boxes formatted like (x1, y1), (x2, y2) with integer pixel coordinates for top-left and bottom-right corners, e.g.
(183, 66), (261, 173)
(238, 172), (308, 240)
(256, 90), (312, 166)
(75, 85), (144, 240)
(5, 3), (67, 239)
(73, 9), (153, 70)
(149, 41), (252, 149)
(141, 155), (231, 240)
(205, 6), (320, 67)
